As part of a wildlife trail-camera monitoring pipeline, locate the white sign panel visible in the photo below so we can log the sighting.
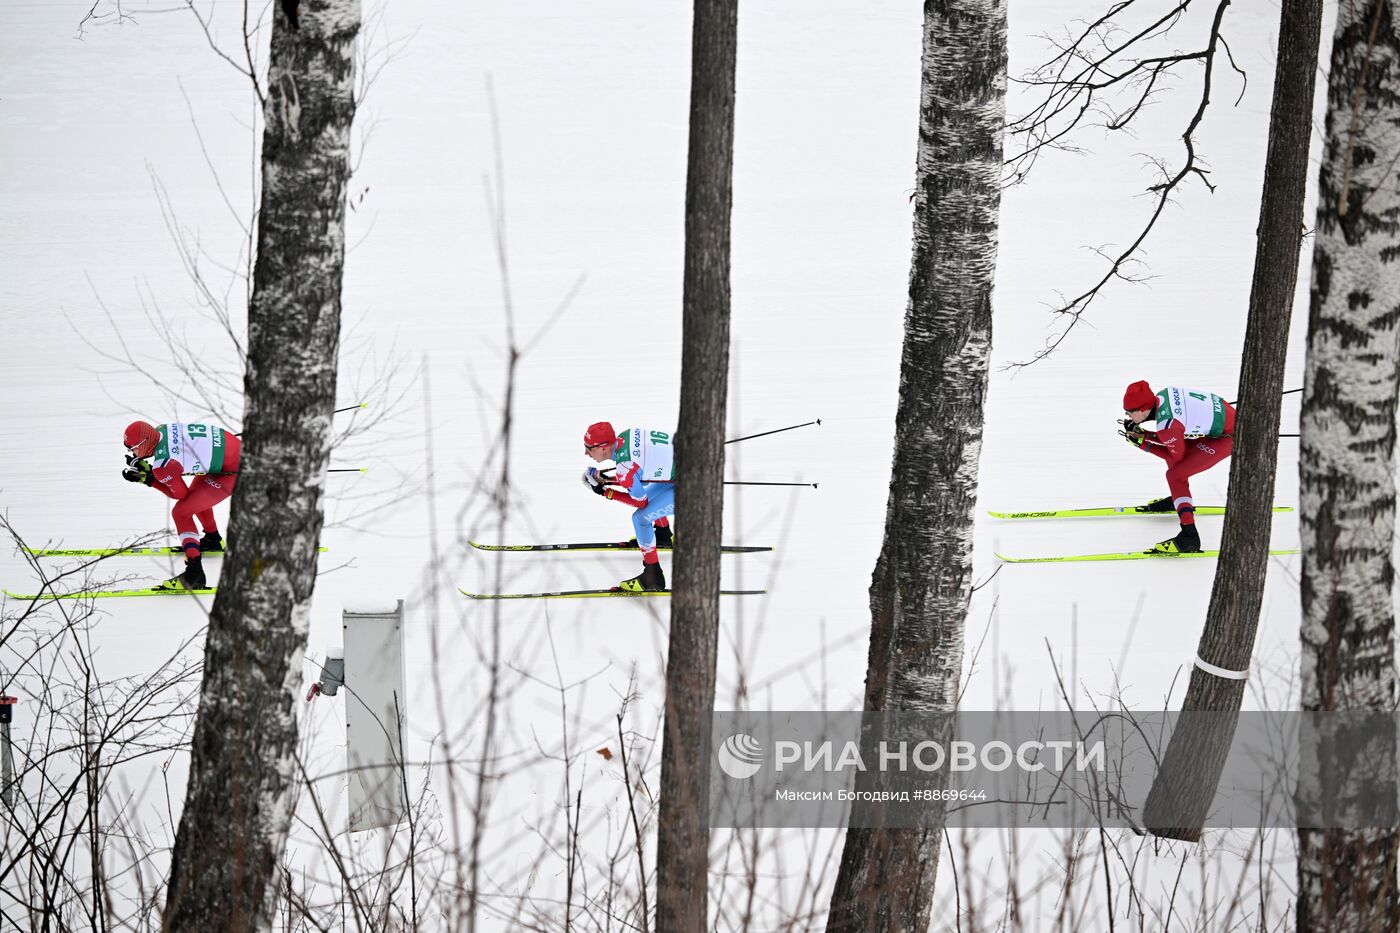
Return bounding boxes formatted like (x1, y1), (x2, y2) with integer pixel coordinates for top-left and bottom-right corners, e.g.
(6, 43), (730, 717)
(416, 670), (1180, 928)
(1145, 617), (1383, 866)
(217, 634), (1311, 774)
(344, 601), (408, 832)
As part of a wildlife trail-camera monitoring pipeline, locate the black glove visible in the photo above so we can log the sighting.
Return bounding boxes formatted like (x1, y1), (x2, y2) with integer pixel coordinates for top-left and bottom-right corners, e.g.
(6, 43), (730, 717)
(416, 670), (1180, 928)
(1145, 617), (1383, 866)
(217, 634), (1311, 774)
(122, 459), (154, 485)
(582, 467), (607, 496)
(1119, 420), (1149, 450)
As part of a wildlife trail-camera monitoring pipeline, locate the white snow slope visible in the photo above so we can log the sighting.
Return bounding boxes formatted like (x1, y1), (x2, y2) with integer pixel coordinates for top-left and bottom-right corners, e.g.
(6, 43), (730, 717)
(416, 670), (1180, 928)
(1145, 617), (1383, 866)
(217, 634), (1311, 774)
(1, 0), (1331, 929)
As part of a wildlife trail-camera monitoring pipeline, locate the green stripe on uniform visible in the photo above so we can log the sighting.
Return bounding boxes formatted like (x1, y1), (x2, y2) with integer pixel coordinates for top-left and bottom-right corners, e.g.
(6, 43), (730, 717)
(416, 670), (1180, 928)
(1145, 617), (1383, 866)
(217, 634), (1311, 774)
(1209, 395), (1226, 436)
(1153, 391), (1171, 424)
(210, 428), (226, 473)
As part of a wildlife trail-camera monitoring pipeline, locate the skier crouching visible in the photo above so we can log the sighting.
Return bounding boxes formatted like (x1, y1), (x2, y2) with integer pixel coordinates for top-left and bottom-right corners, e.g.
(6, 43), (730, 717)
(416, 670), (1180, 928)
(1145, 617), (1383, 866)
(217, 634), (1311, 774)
(582, 421), (675, 591)
(122, 420), (241, 590)
(1120, 381), (1236, 554)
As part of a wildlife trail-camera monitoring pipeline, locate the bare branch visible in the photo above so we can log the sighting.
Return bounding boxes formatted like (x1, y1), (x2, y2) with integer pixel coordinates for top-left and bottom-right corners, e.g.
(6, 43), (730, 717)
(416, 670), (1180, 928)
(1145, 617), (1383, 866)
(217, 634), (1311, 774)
(1006, 0), (1238, 368)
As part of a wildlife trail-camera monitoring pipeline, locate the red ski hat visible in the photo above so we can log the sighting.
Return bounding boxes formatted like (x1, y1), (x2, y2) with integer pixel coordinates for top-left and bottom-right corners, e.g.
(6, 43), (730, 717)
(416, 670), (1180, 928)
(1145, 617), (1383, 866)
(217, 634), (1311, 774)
(583, 422), (617, 449)
(123, 420), (160, 459)
(1122, 381), (1156, 413)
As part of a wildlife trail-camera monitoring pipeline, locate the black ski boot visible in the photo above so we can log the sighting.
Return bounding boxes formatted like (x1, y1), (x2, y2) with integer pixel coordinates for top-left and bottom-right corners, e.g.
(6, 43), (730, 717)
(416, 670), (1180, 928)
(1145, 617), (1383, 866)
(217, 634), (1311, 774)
(1138, 496), (1175, 513)
(1148, 524), (1201, 555)
(198, 530), (224, 553)
(624, 526), (676, 550)
(619, 562), (666, 592)
(159, 556), (207, 590)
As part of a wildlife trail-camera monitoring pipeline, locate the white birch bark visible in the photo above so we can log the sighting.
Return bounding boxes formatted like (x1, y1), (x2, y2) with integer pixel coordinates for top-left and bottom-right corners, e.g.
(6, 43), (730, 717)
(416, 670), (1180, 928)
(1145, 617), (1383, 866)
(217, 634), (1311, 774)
(1296, 1), (1400, 928)
(163, 1), (360, 929)
(827, 1), (1006, 929)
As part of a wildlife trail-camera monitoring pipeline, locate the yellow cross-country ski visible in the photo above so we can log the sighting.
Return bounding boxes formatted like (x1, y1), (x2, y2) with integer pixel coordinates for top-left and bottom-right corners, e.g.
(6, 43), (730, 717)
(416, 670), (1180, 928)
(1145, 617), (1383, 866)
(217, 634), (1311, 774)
(4, 585), (217, 600)
(996, 549), (1299, 564)
(987, 505), (1292, 520)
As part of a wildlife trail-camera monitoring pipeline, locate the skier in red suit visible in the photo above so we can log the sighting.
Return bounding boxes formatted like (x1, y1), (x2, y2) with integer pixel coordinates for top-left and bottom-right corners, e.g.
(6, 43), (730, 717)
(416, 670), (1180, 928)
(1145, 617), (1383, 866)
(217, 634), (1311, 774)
(1121, 380), (1236, 554)
(123, 420), (241, 589)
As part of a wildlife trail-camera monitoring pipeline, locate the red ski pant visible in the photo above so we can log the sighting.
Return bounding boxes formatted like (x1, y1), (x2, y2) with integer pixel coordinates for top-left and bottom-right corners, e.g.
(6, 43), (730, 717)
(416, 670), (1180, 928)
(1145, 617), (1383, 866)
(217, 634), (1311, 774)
(172, 475), (237, 539)
(171, 444), (240, 555)
(1152, 437), (1233, 524)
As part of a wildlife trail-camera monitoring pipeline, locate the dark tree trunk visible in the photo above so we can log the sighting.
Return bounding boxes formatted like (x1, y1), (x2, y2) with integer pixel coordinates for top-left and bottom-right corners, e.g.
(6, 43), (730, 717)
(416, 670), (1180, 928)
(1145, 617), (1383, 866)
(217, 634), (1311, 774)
(162, 1), (359, 929)
(1295, 1), (1400, 928)
(1141, 0), (1323, 841)
(655, 0), (737, 930)
(825, 2), (1006, 930)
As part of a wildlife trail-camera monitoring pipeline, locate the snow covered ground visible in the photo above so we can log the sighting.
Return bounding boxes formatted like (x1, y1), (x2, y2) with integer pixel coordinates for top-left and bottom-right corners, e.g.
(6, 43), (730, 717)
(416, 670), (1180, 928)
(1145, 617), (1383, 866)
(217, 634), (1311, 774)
(1, 0), (1328, 928)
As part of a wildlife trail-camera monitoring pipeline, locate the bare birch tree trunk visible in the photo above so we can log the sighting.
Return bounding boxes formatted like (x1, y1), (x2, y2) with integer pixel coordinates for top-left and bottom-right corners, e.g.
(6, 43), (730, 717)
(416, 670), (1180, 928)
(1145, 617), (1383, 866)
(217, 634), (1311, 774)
(1296, 1), (1400, 927)
(163, 1), (359, 928)
(825, 2), (1006, 929)
(1140, 0), (1323, 841)
(655, 0), (737, 930)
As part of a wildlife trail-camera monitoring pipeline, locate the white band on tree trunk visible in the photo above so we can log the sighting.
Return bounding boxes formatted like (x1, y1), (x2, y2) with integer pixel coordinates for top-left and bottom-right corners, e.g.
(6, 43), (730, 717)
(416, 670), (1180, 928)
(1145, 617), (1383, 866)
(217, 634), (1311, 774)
(1193, 654), (1248, 680)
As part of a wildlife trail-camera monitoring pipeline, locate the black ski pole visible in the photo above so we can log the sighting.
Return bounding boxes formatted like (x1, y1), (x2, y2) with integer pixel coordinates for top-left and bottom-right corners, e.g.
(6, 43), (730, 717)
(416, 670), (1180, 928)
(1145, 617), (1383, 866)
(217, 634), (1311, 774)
(1229, 387), (1302, 405)
(229, 403), (365, 437)
(180, 467), (366, 476)
(725, 419), (821, 446)
(724, 481), (818, 488)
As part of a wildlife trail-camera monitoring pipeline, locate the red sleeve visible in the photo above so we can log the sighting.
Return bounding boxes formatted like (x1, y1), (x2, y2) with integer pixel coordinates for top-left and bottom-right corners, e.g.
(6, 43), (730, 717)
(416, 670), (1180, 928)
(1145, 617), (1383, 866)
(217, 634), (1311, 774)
(1154, 421), (1187, 463)
(151, 461), (190, 500)
(605, 488), (646, 508)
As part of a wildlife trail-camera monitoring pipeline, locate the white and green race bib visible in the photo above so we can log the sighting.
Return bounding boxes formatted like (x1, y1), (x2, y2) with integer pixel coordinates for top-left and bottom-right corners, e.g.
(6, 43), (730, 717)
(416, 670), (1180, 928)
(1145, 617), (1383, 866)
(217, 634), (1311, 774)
(153, 422), (231, 474)
(614, 426), (675, 482)
(1153, 388), (1228, 438)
